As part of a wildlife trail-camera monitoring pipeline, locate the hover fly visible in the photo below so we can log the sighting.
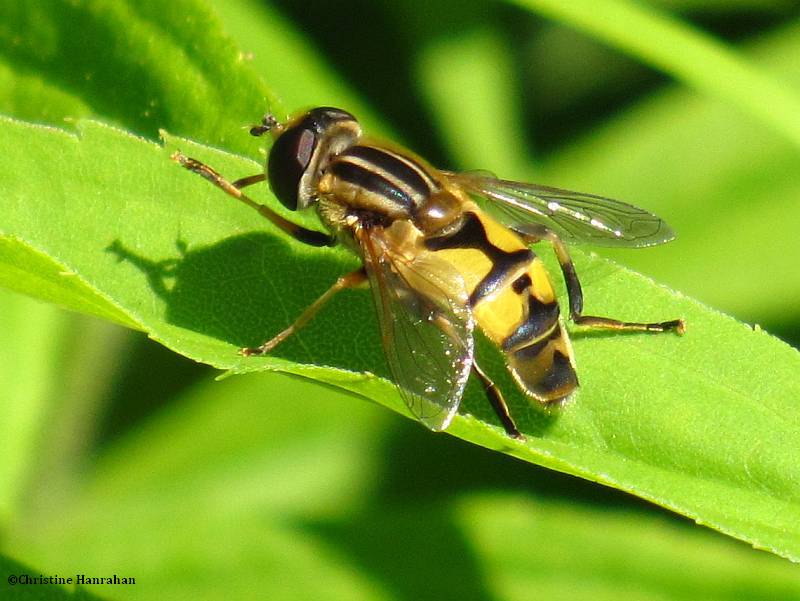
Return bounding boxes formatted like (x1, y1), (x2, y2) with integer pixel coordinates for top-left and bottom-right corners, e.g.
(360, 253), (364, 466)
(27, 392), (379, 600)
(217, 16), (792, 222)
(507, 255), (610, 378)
(173, 107), (684, 439)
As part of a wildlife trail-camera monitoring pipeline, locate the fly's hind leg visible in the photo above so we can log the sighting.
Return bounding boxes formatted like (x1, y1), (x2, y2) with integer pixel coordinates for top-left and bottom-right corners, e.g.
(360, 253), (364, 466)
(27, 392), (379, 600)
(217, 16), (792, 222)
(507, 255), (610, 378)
(472, 360), (525, 440)
(243, 269), (367, 356)
(515, 225), (685, 335)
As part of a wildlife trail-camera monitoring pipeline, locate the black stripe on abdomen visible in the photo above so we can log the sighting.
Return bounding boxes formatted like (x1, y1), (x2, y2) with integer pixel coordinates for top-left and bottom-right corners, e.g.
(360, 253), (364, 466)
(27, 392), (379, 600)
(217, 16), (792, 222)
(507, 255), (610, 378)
(424, 212), (533, 307)
(511, 325), (562, 362)
(508, 326), (578, 402)
(502, 294), (560, 352)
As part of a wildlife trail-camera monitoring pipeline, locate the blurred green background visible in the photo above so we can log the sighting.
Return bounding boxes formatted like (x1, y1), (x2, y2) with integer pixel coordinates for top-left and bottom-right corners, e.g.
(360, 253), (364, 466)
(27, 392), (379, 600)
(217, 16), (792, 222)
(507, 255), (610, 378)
(1, 0), (800, 599)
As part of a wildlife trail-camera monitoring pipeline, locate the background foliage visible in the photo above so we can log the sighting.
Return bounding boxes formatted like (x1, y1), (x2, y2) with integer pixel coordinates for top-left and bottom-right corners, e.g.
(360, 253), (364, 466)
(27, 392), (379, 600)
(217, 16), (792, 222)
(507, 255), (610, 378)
(1, 0), (799, 599)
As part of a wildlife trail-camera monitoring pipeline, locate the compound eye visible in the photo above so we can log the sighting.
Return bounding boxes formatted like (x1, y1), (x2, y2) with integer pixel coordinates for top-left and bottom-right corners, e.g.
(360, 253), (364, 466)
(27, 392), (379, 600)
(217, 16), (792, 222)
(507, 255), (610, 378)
(268, 122), (318, 211)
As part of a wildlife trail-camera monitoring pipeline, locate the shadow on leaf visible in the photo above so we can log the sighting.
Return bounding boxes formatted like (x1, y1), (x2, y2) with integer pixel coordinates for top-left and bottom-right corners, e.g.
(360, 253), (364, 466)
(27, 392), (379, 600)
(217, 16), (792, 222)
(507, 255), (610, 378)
(106, 233), (374, 370)
(106, 232), (560, 438)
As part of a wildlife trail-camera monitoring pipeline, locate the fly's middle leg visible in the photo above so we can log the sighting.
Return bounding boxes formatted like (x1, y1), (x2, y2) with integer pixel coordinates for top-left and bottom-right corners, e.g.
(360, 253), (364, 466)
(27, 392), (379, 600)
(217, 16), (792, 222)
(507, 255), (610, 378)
(242, 269), (368, 356)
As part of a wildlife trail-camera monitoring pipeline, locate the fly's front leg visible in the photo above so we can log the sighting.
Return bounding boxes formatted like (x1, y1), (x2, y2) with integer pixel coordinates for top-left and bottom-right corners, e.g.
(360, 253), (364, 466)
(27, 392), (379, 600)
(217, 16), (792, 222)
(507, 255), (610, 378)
(515, 225), (685, 335)
(242, 269), (368, 356)
(171, 152), (334, 247)
(232, 173), (267, 189)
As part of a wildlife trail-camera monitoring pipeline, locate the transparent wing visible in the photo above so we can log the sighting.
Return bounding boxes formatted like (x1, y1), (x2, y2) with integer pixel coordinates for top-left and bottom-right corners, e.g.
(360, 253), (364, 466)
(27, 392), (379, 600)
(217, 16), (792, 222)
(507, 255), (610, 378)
(357, 227), (475, 431)
(448, 171), (675, 247)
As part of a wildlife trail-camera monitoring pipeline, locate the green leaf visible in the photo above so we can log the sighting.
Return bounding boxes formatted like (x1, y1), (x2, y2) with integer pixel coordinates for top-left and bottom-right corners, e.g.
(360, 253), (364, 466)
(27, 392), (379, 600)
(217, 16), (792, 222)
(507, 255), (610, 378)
(538, 21), (800, 327)
(507, 0), (800, 148)
(0, 0), (281, 155)
(0, 291), (67, 526)
(3, 0), (800, 571)
(0, 238), (136, 328)
(8, 372), (394, 601)
(1, 115), (799, 562)
(314, 493), (800, 600)
(452, 493), (800, 599)
(9, 373), (800, 601)
(411, 13), (800, 329)
(209, 0), (385, 130)
(0, 285), (136, 531)
(416, 28), (533, 178)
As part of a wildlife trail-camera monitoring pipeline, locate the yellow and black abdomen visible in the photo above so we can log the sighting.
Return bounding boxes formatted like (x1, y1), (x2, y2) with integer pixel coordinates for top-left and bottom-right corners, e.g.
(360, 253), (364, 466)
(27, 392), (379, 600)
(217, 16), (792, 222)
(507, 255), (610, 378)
(424, 205), (578, 402)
